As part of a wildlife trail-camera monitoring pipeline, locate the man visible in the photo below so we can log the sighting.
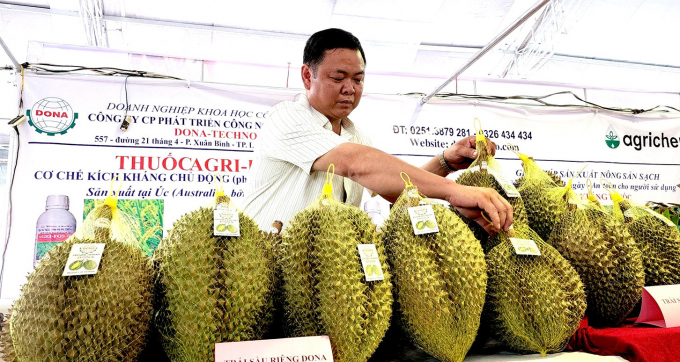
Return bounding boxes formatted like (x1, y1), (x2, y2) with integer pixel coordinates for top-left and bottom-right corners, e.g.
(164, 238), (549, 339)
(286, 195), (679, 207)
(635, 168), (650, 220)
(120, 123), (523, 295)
(243, 28), (512, 234)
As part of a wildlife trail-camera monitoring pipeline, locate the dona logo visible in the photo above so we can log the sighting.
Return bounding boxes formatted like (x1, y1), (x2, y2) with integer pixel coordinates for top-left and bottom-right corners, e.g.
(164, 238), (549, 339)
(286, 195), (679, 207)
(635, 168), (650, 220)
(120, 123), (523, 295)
(26, 97), (78, 136)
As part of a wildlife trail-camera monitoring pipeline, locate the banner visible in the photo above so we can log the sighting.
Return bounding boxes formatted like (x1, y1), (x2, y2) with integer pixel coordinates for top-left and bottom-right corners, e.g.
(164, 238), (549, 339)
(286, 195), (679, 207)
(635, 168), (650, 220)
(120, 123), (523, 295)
(1, 73), (679, 299)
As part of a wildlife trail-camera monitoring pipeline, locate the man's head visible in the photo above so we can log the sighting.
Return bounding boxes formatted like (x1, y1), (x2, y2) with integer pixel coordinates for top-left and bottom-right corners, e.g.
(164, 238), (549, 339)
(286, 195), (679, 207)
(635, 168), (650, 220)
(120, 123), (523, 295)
(302, 28), (366, 125)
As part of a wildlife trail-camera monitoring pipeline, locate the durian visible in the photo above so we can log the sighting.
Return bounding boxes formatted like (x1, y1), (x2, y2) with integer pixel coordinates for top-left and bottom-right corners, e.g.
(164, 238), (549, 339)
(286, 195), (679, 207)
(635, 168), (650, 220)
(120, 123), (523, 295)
(610, 190), (680, 287)
(0, 309), (17, 362)
(454, 134), (526, 252)
(8, 201), (153, 361)
(153, 194), (276, 362)
(280, 172), (392, 362)
(381, 178), (486, 362)
(547, 189), (644, 327)
(485, 224), (586, 355)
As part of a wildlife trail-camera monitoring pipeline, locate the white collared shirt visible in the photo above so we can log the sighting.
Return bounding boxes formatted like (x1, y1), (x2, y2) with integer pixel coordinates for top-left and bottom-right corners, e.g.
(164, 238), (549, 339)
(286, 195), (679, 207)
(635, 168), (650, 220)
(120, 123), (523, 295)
(242, 94), (371, 230)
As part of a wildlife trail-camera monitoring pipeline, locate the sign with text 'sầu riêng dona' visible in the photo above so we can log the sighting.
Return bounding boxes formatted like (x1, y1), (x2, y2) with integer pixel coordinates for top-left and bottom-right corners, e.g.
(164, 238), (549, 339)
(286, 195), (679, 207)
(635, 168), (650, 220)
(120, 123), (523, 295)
(214, 336), (333, 362)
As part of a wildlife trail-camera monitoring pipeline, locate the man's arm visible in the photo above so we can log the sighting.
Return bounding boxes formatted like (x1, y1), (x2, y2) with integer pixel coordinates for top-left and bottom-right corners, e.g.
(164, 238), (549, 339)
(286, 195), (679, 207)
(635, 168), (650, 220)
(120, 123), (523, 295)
(421, 135), (495, 176)
(312, 143), (513, 234)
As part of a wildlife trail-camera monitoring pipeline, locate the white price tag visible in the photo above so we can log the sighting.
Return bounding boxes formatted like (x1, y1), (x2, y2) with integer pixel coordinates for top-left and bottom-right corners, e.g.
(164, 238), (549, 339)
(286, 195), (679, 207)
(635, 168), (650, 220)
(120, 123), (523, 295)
(480, 161), (488, 170)
(488, 167), (520, 198)
(357, 244), (384, 282)
(62, 243), (106, 276)
(509, 238), (541, 256)
(214, 203), (240, 236)
(408, 204), (439, 235)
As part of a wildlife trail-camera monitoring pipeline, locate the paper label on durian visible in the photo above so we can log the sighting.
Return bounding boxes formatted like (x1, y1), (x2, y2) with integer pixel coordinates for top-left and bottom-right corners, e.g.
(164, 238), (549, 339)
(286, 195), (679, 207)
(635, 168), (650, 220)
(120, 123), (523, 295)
(214, 203), (240, 236)
(62, 243), (105, 276)
(408, 205), (439, 235)
(509, 238), (541, 256)
(487, 167), (520, 198)
(357, 244), (384, 282)
(480, 161), (488, 170)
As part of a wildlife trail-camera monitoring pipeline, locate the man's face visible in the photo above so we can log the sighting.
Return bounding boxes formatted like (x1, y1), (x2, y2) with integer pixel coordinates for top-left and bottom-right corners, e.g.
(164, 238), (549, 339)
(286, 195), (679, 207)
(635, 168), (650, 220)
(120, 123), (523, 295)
(302, 48), (365, 123)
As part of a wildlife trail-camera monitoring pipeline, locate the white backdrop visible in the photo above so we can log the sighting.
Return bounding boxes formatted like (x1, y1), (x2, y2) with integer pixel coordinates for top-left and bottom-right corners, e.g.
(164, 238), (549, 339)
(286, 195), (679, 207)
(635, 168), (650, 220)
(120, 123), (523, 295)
(1, 72), (679, 299)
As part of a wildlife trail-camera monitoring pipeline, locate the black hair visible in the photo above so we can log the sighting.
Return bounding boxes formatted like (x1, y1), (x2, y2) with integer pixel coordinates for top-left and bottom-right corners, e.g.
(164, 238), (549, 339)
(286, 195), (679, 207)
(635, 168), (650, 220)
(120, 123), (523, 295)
(303, 28), (366, 76)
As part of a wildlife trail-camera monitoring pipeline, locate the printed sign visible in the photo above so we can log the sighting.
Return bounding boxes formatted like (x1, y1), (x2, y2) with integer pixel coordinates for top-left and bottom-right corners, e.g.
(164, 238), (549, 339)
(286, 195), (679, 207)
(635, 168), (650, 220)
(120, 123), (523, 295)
(636, 285), (680, 328)
(214, 336), (334, 362)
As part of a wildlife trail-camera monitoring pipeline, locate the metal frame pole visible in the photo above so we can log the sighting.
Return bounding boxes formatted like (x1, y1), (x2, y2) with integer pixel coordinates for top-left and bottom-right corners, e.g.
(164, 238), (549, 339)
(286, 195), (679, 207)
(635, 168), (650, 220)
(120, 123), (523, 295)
(0, 35), (20, 69)
(421, 0), (552, 105)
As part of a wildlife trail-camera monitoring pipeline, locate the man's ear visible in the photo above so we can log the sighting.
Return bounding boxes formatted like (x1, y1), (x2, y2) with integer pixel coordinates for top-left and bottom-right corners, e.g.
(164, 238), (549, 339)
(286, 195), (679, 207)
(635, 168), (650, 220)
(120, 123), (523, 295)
(301, 64), (313, 90)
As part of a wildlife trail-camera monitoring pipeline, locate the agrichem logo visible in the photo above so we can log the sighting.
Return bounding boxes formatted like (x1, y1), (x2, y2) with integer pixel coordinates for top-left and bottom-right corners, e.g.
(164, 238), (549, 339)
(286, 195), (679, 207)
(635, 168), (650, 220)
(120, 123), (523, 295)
(26, 97), (78, 136)
(605, 125), (620, 149)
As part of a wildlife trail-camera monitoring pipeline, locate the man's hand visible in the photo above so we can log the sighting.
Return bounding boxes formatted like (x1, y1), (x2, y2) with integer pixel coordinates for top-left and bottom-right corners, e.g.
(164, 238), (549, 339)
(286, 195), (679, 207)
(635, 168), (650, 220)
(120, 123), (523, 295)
(443, 135), (496, 171)
(447, 184), (513, 235)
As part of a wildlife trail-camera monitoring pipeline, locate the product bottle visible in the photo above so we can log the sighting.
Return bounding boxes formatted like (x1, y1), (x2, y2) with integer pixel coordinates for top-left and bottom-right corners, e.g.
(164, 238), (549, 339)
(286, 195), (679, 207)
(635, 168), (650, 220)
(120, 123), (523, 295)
(363, 198), (385, 231)
(34, 195), (77, 264)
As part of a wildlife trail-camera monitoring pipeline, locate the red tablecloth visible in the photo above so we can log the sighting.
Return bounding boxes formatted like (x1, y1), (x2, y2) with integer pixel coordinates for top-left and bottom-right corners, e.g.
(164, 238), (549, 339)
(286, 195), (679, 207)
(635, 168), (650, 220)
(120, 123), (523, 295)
(567, 317), (680, 362)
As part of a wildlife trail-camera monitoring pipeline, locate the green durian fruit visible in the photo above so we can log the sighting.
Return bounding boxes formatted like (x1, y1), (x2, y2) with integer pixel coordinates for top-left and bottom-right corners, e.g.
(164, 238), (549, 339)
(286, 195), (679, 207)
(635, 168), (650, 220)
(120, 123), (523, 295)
(454, 134), (527, 251)
(9, 203), (153, 361)
(612, 195), (680, 287)
(83, 260), (97, 270)
(281, 190), (392, 362)
(153, 195), (276, 362)
(0, 309), (17, 362)
(548, 192), (644, 327)
(68, 260), (84, 270)
(382, 182), (486, 362)
(485, 224), (586, 356)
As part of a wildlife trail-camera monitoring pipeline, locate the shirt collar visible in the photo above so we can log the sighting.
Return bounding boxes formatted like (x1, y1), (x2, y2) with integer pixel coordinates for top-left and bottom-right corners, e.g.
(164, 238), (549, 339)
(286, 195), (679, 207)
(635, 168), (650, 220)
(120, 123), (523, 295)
(296, 93), (356, 140)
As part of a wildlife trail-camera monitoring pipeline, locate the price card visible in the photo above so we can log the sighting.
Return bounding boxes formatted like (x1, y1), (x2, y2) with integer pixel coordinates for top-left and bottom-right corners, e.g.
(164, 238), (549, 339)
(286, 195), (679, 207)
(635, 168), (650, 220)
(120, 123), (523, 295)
(509, 238), (541, 256)
(215, 336), (334, 362)
(214, 203), (240, 236)
(357, 244), (384, 282)
(408, 205), (439, 235)
(62, 243), (105, 276)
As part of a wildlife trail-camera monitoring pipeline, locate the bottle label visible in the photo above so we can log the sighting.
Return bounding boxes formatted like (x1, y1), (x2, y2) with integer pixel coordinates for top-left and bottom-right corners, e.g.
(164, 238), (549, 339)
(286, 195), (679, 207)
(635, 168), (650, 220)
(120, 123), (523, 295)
(35, 225), (76, 262)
